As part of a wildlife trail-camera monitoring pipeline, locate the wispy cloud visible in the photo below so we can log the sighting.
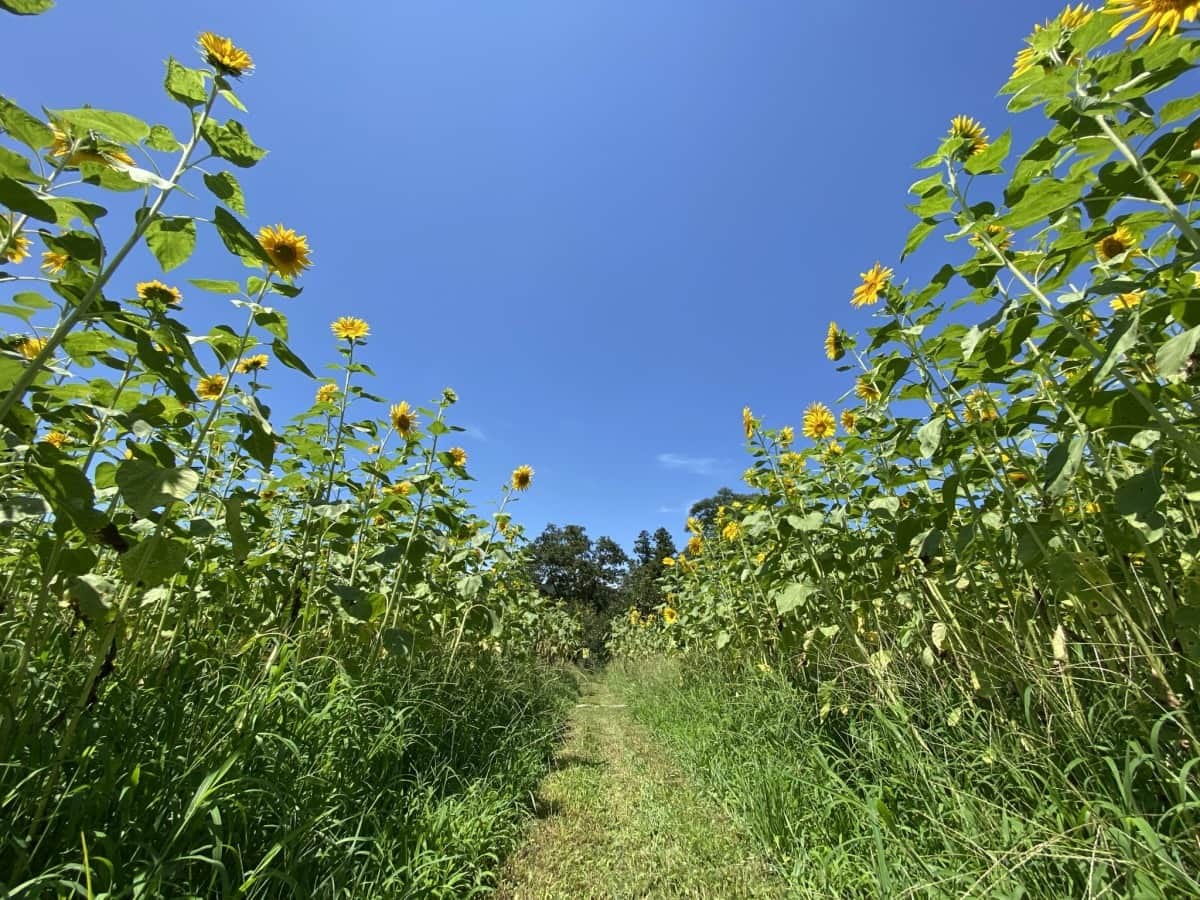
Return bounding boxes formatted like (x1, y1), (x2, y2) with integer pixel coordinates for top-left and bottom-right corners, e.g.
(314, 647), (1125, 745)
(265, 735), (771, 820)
(656, 452), (719, 476)
(462, 425), (489, 443)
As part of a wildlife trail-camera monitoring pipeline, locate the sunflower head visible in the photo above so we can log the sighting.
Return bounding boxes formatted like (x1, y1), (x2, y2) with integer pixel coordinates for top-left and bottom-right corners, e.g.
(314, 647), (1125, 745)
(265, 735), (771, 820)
(14, 336), (48, 361)
(948, 116), (989, 159)
(778, 425), (795, 448)
(330, 316), (370, 342)
(236, 353), (269, 374)
(854, 377), (882, 404)
(1106, 0), (1200, 44)
(511, 464), (534, 491)
(686, 535), (703, 557)
(257, 224), (312, 280)
(802, 402), (837, 440)
(197, 374), (228, 401)
(840, 409), (859, 432)
(387, 480), (414, 496)
(663, 606), (679, 626)
(721, 521), (741, 542)
(629, 608), (641, 626)
(1110, 291), (1143, 311)
(49, 124), (134, 169)
(390, 401), (417, 436)
(964, 388), (999, 424)
(449, 446), (468, 467)
(41, 251), (70, 274)
(1095, 225), (1140, 261)
(825, 321), (846, 361)
(851, 262), (893, 308)
(2, 219), (31, 265)
(442, 387), (458, 406)
(742, 406), (756, 440)
(1012, 5), (1096, 78)
(136, 280), (183, 307)
(198, 32), (254, 76)
(969, 223), (1014, 253)
(316, 383), (339, 404)
(661, 556), (675, 568)
(43, 430), (71, 450)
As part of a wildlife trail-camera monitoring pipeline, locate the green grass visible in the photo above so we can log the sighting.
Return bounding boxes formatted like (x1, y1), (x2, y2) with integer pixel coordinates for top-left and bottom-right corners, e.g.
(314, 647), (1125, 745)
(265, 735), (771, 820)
(1, 643), (575, 898)
(612, 656), (1200, 899)
(500, 669), (785, 900)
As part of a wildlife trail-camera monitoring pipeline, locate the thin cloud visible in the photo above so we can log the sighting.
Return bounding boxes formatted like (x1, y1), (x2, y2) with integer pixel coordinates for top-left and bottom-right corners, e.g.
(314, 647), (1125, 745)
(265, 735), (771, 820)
(656, 452), (719, 476)
(462, 425), (489, 443)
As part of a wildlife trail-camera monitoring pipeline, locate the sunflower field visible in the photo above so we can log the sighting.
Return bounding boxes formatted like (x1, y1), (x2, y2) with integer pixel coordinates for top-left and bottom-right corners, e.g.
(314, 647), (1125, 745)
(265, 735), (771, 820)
(0, 12), (582, 897)
(611, 5), (1200, 896)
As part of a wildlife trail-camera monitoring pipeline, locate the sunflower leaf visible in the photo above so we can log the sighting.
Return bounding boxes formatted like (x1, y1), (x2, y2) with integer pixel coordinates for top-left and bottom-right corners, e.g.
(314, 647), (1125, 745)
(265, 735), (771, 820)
(164, 57), (207, 106)
(200, 119), (266, 168)
(203, 171), (246, 216)
(144, 216), (196, 272)
(212, 207), (270, 265)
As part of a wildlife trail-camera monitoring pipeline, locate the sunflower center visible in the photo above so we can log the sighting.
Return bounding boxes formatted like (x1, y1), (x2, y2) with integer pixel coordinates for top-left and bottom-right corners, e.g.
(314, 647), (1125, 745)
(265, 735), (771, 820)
(273, 243), (297, 262)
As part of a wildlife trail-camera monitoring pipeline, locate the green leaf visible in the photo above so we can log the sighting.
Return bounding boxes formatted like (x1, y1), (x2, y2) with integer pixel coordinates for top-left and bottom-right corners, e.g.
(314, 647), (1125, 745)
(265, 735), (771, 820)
(66, 574), (117, 627)
(330, 584), (374, 622)
(901, 219), (937, 261)
(189, 278), (241, 294)
(1097, 314), (1139, 383)
(116, 459), (200, 516)
(0, 493), (48, 523)
(1043, 432), (1087, 497)
(146, 124), (180, 152)
(212, 206), (269, 265)
(0, 96), (52, 149)
(0, 145), (38, 182)
(271, 337), (315, 379)
(964, 129), (1012, 175)
(51, 107), (149, 144)
(785, 512), (824, 532)
(203, 171), (247, 216)
(1155, 324), (1200, 382)
(164, 57), (207, 105)
(200, 119), (267, 168)
(775, 581), (816, 616)
(120, 536), (188, 587)
(917, 417), (944, 459)
(1003, 178), (1080, 229)
(0, 176), (56, 222)
(715, 630), (731, 650)
(0, 0), (54, 14)
(1115, 470), (1160, 518)
(144, 216), (196, 272)
(224, 497), (250, 561)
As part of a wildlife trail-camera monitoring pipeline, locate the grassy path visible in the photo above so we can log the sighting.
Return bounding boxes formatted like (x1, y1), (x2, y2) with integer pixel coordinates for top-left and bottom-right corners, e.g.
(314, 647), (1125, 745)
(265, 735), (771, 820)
(498, 670), (786, 900)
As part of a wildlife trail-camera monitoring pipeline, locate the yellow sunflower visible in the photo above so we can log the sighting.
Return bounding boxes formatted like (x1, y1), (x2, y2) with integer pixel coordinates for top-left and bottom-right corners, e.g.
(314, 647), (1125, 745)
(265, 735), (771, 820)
(825, 321), (846, 361)
(663, 606), (679, 626)
(330, 316), (370, 342)
(686, 535), (703, 556)
(511, 464), (534, 491)
(948, 116), (989, 158)
(390, 401), (417, 436)
(825, 440), (844, 458)
(802, 402), (837, 440)
(841, 409), (859, 432)
(136, 280), (183, 306)
(449, 446), (468, 467)
(1095, 225), (1139, 261)
(2, 225), (31, 265)
(851, 262), (893, 308)
(742, 406), (756, 440)
(257, 224), (312, 279)
(41, 251), (70, 274)
(43, 430), (71, 449)
(197, 374), (227, 401)
(387, 480), (414, 496)
(198, 31), (254, 76)
(969, 223), (1014, 253)
(778, 425), (794, 447)
(1012, 5), (1096, 77)
(721, 521), (741, 542)
(1110, 291), (1143, 311)
(14, 336), (48, 360)
(661, 556), (675, 567)
(1080, 309), (1102, 338)
(1106, 0), (1200, 43)
(687, 516), (702, 534)
(236, 353), (269, 374)
(49, 125), (134, 169)
(964, 388), (999, 423)
(316, 383), (339, 404)
(629, 608), (641, 626)
(855, 377), (882, 403)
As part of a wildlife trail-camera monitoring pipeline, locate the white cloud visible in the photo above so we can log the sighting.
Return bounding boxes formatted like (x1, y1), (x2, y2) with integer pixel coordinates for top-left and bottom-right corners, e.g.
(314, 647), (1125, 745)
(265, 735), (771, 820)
(656, 452), (719, 476)
(462, 425), (489, 442)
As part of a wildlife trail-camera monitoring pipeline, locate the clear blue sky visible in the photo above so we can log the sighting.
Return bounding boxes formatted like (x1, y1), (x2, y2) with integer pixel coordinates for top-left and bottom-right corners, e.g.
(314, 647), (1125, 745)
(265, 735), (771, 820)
(8, 1), (1058, 551)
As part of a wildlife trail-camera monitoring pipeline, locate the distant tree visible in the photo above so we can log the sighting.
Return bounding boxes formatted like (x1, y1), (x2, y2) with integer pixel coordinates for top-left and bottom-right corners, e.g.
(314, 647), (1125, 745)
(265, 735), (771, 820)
(688, 487), (757, 531)
(621, 525), (679, 615)
(651, 527), (677, 563)
(632, 530), (654, 567)
(524, 524), (629, 615)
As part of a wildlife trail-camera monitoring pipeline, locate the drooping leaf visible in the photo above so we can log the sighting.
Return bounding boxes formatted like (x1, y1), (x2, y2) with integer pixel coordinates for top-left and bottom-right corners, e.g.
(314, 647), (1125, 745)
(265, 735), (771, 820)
(116, 459), (200, 516)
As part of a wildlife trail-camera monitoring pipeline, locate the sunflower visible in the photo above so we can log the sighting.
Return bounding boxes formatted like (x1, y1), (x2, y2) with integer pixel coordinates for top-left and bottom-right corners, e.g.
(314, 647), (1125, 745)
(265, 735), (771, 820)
(686, 535), (703, 556)
(449, 446), (468, 467)
(825, 440), (844, 458)
(390, 401), (417, 436)
(742, 406), (756, 440)
(661, 556), (675, 567)
(721, 521), (741, 542)
(42, 430), (71, 449)
(442, 386), (458, 405)
(14, 336), (48, 360)
(686, 516), (702, 535)
(629, 608), (641, 626)
(330, 316), (370, 341)
(1095, 225), (1139, 261)
(316, 383), (339, 404)
(825, 321), (846, 361)
(778, 425), (794, 447)
(948, 116), (989, 158)
(964, 388), (999, 423)
(1106, 0), (1200, 43)
(387, 480), (414, 496)
(257, 224), (312, 279)
(197, 374), (227, 401)
(511, 464), (534, 491)
(2, 224), (31, 265)
(49, 125), (134, 168)
(1081, 309), (1102, 338)
(198, 31), (254, 76)
(854, 377), (882, 403)
(136, 280), (183, 306)
(841, 409), (859, 432)
(663, 606), (679, 626)
(850, 262), (893, 308)
(236, 353), (269, 374)
(41, 251), (70, 274)
(802, 402), (837, 440)
(1110, 291), (1143, 311)
(969, 223), (1014, 253)
(1012, 5), (1096, 77)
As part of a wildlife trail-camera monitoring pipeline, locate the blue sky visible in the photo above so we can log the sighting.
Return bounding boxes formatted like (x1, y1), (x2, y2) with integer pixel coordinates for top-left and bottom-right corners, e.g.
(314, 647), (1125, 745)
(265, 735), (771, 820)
(7, 1), (1059, 551)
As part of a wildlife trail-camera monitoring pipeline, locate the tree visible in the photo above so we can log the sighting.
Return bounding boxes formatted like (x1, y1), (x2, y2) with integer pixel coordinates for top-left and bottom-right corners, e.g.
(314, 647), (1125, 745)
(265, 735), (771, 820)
(524, 523), (629, 615)
(688, 487), (757, 531)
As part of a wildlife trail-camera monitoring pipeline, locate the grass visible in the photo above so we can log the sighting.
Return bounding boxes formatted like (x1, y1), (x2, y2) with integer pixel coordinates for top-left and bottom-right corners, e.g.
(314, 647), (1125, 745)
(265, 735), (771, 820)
(499, 669), (785, 900)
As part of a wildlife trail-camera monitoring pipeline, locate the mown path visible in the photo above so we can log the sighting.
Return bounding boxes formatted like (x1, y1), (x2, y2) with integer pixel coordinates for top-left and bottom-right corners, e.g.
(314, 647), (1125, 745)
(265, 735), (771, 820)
(498, 671), (786, 900)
